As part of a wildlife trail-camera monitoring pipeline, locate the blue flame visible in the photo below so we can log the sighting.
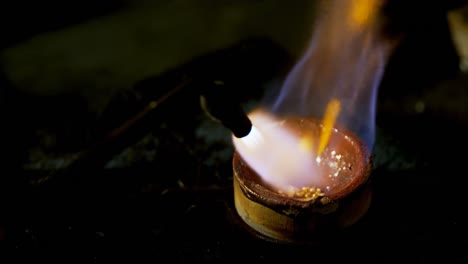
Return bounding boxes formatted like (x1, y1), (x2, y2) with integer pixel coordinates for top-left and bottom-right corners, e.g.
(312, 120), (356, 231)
(263, 1), (387, 151)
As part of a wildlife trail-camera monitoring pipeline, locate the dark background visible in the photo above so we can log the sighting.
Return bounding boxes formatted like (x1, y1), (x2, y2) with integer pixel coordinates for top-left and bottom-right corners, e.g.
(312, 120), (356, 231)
(0, 0), (468, 263)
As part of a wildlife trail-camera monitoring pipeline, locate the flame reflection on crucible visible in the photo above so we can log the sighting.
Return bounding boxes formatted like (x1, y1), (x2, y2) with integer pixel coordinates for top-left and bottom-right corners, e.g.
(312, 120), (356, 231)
(233, 0), (392, 194)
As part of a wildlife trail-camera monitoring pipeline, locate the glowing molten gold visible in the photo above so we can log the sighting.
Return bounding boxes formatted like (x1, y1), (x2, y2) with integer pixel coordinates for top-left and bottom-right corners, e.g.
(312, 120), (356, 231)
(317, 99), (341, 157)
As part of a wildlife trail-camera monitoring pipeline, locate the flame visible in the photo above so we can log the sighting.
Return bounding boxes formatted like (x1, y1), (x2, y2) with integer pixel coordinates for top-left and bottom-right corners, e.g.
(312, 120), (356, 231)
(267, 0), (388, 150)
(234, 110), (325, 191)
(298, 98), (341, 157)
(298, 131), (315, 153)
(317, 98), (341, 157)
(234, 0), (392, 193)
(350, 0), (379, 30)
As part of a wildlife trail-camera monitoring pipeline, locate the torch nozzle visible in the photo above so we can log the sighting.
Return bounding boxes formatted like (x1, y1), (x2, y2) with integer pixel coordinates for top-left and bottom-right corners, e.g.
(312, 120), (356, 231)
(200, 81), (252, 138)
